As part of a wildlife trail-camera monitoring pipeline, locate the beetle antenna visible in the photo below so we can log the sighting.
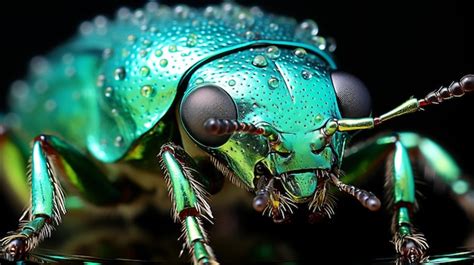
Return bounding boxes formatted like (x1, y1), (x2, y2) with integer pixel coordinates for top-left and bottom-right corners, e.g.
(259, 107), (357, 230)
(204, 118), (266, 136)
(329, 173), (381, 211)
(335, 74), (473, 132)
(419, 74), (474, 107)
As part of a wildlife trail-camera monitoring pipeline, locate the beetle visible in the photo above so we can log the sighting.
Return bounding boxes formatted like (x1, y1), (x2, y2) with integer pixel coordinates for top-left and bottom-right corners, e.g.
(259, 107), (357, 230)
(0, 2), (473, 264)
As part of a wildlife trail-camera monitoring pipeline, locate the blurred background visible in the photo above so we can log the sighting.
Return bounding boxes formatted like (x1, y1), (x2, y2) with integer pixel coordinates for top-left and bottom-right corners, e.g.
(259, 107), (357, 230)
(0, 0), (473, 263)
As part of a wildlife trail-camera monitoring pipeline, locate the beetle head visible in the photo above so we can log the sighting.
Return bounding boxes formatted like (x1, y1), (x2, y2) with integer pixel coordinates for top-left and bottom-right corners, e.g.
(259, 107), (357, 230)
(180, 46), (376, 220)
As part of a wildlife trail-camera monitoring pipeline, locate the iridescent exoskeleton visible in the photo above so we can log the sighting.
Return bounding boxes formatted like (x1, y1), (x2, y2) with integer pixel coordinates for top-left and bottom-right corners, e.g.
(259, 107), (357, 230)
(0, 3), (473, 264)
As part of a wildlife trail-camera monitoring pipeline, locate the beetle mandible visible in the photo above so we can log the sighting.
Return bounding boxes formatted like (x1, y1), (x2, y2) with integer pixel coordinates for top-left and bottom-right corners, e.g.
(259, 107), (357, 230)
(0, 2), (473, 264)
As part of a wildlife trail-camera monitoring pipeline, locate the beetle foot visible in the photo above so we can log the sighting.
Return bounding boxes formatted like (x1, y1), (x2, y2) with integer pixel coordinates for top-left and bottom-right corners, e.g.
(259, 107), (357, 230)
(394, 232), (428, 264)
(400, 239), (425, 263)
(1, 234), (27, 261)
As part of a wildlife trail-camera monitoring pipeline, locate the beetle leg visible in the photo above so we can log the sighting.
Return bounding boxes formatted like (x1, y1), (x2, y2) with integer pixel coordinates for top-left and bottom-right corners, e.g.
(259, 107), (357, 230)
(1, 134), (123, 261)
(385, 136), (428, 263)
(343, 133), (428, 262)
(158, 143), (217, 265)
(345, 131), (474, 262)
(396, 132), (474, 219)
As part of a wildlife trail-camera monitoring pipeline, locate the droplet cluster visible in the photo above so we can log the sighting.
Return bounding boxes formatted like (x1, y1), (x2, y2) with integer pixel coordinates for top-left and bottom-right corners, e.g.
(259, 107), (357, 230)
(187, 46), (338, 133)
(7, 2), (337, 162)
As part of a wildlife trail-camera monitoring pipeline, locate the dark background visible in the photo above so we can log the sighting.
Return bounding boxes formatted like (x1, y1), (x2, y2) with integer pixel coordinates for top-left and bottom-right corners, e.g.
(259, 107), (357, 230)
(0, 0), (473, 263)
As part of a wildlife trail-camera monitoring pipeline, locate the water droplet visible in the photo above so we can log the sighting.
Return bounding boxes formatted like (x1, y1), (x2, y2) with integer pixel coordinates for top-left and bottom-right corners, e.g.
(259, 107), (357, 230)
(104, 86), (113, 97)
(79, 21), (93, 35)
(111, 108), (118, 116)
(204, 6), (217, 18)
(121, 48), (130, 58)
(155, 49), (163, 57)
(252, 55), (268, 67)
(149, 26), (158, 33)
(301, 70), (313, 80)
(186, 33), (198, 47)
(141, 85), (154, 97)
(174, 5), (190, 18)
(30, 56), (49, 75)
(237, 11), (255, 27)
(244, 31), (255, 40)
(114, 136), (124, 147)
(268, 77), (280, 89)
(315, 114), (324, 122)
(127, 34), (136, 44)
(294, 48), (307, 58)
(139, 66), (150, 77)
(266, 46), (281, 59)
(139, 49), (148, 57)
(168, 45), (178, 52)
(195, 77), (204, 85)
(96, 74), (105, 87)
(145, 1), (159, 13)
(102, 48), (113, 59)
(326, 37), (337, 52)
(222, 2), (234, 13)
(117, 7), (131, 20)
(159, 59), (168, 67)
(142, 39), (152, 47)
(250, 6), (264, 16)
(94, 15), (107, 28)
(228, 79), (236, 86)
(44, 99), (57, 112)
(114, 67), (126, 80)
(295, 19), (319, 39)
(269, 23), (279, 31)
(312, 36), (327, 50)
(134, 10), (144, 20)
(10, 80), (29, 99)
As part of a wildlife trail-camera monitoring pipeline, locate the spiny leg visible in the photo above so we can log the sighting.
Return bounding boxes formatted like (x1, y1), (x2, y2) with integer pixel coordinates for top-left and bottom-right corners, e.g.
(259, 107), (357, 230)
(158, 143), (217, 265)
(398, 132), (474, 219)
(385, 136), (428, 263)
(342, 133), (427, 262)
(1, 134), (123, 261)
(345, 132), (473, 209)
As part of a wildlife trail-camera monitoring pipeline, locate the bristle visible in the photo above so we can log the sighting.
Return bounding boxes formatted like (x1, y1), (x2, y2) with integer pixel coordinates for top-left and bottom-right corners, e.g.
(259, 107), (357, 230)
(210, 156), (250, 191)
(393, 230), (428, 256)
(309, 177), (337, 218)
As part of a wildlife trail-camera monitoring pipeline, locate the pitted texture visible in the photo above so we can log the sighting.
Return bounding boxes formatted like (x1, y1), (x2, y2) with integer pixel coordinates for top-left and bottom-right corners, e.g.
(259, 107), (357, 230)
(184, 48), (345, 187)
(7, 3), (335, 162)
(186, 48), (339, 132)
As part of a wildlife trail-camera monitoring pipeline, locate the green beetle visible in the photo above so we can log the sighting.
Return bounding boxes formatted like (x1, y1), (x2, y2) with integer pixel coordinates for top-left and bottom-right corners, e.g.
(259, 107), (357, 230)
(0, 2), (473, 264)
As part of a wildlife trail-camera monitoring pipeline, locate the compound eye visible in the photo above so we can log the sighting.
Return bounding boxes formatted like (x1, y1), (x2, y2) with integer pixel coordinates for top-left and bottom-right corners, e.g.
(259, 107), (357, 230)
(331, 71), (372, 118)
(180, 85), (237, 147)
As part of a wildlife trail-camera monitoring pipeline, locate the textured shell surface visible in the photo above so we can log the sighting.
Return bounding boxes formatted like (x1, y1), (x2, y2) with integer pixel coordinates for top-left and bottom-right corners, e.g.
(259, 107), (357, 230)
(7, 2), (335, 163)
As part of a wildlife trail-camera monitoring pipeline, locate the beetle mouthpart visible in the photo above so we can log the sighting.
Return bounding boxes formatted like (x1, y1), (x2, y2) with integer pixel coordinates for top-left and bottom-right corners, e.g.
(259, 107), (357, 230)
(329, 173), (381, 211)
(280, 171), (319, 203)
(252, 178), (274, 212)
